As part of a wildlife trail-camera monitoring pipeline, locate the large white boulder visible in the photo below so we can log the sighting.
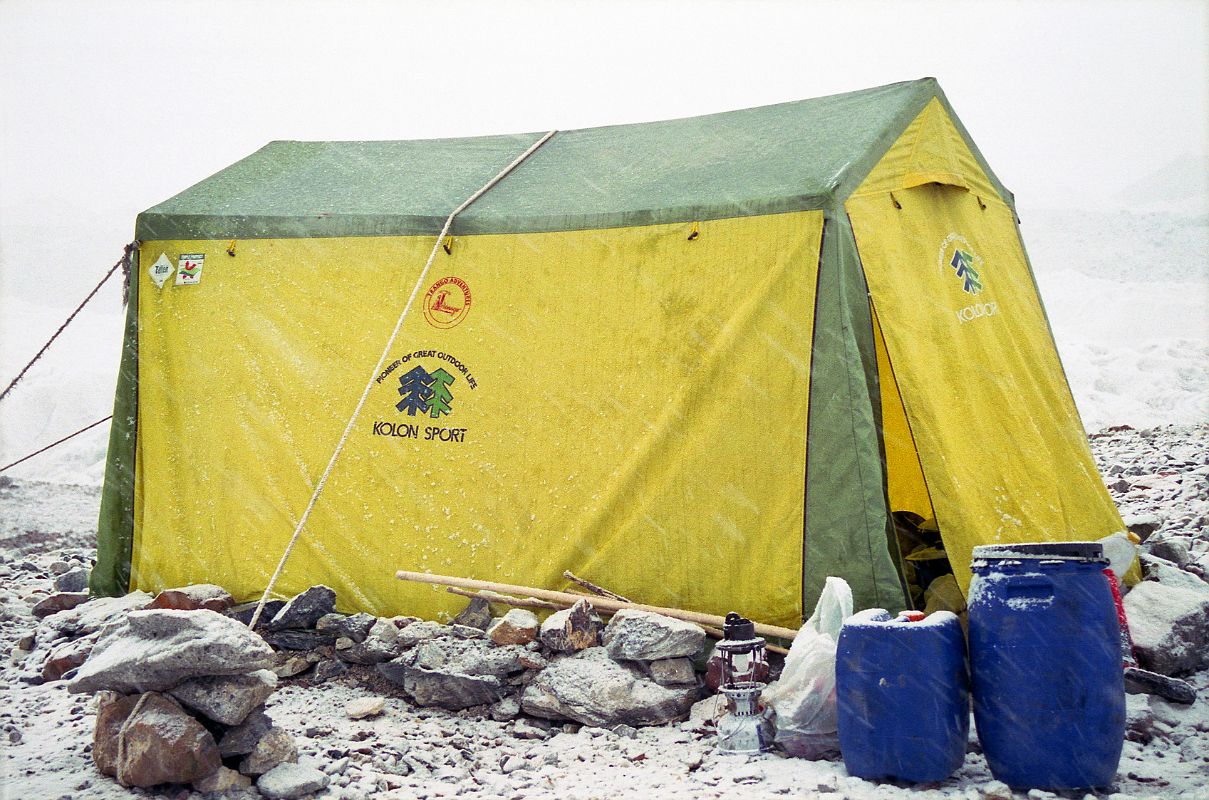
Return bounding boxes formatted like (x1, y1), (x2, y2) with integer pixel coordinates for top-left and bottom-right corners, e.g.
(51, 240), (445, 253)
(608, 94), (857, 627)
(68, 609), (275, 693)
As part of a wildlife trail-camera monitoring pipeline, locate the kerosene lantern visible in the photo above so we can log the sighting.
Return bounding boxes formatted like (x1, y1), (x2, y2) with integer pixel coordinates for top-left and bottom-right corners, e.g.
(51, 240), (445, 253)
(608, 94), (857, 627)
(715, 611), (774, 754)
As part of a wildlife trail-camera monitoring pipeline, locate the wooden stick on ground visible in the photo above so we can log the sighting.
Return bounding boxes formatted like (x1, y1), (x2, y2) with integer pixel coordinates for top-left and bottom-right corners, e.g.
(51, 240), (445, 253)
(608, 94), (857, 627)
(562, 570), (631, 603)
(446, 587), (565, 611)
(398, 569), (800, 641)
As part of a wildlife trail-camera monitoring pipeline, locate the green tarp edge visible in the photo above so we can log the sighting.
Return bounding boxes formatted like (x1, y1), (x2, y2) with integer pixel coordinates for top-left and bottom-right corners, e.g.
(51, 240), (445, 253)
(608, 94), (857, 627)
(91, 249), (138, 597)
(802, 213), (907, 614)
(134, 196), (835, 240)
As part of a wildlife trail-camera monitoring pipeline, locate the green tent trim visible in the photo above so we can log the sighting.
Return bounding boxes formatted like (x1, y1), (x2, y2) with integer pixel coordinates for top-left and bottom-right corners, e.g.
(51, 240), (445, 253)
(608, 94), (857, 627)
(97, 77), (1017, 615)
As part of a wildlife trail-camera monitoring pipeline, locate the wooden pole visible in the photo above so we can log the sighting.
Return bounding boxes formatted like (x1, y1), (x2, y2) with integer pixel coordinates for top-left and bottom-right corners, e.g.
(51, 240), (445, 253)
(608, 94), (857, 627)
(397, 569), (800, 641)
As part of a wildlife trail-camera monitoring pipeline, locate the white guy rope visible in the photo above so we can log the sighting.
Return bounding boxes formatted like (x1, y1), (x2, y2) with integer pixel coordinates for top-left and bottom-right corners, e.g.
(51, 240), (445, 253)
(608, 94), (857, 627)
(248, 129), (559, 629)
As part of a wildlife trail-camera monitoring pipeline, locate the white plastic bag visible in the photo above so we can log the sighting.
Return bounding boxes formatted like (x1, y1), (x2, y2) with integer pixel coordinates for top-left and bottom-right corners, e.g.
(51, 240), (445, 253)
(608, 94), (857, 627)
(761, 576), (853, 759)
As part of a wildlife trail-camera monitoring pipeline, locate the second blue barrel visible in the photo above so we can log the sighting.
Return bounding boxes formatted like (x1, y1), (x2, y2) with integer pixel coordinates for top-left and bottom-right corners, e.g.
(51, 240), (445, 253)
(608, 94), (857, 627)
(968, 542), (1125, 790)
(837, 609), (969, 783)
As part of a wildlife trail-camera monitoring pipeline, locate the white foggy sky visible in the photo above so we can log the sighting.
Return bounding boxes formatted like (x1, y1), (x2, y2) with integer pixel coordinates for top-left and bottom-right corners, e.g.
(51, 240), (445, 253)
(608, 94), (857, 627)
(1, 0), (1207, 237)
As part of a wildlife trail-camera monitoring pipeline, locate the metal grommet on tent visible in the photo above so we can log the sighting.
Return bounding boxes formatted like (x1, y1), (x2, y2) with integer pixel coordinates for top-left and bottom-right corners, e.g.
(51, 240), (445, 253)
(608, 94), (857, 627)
(226, 240), (237, 257)
(687, 221), (700, 241)
(890, 192), (902, 210)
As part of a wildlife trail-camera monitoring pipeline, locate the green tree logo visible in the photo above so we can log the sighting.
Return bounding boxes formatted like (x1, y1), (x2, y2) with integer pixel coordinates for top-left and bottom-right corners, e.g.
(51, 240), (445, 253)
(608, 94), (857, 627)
(426, 369), (455, 418)
(395, 365), (456, 418)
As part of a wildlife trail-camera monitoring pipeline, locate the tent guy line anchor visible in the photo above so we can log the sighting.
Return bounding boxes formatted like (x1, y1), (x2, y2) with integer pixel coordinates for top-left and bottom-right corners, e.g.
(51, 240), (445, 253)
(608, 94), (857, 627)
(247, 129), (559, 630)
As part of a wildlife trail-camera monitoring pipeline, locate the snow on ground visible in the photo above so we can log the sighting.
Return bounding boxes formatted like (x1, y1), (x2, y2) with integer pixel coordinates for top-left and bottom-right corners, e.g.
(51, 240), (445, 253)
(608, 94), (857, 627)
(1, 427), (1207, 800)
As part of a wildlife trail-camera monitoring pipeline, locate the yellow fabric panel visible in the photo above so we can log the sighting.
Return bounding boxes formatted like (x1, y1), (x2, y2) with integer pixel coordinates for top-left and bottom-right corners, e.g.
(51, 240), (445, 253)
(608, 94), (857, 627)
(871, 309), (934, 521)
(854, 98), (999, 200)
(846, 184), (1124, 593)
(133, 212), (822, 627)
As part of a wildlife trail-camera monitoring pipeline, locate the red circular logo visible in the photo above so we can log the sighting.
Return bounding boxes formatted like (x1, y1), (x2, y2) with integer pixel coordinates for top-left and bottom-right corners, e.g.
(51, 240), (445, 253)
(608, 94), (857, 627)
(423, 276), (472, 329)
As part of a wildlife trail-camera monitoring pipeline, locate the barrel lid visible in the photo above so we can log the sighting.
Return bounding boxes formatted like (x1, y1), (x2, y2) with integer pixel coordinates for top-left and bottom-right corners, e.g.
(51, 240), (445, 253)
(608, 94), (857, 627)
(972, 541), (1106, 562)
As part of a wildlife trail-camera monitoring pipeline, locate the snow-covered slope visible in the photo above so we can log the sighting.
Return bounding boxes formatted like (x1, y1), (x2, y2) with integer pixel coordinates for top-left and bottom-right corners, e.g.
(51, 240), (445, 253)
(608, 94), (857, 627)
(1022, 205), (1208, 431)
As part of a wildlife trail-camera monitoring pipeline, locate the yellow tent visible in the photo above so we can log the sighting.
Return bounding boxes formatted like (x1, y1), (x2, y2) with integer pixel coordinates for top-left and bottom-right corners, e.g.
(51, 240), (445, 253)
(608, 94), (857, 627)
(94, 79), (1124, 627)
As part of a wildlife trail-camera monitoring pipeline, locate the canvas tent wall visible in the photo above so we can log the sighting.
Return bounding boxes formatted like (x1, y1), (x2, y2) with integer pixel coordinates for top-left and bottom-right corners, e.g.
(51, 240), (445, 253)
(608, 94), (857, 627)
(93, 78), (1125, 627)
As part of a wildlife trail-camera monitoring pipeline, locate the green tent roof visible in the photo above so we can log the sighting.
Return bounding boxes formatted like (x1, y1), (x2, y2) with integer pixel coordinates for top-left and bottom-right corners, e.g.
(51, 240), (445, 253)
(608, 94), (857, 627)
(136, 77), (1008, 240)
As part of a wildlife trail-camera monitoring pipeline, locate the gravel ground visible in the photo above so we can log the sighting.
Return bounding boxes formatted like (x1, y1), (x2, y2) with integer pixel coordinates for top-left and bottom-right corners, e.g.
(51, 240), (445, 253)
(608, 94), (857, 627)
(1, 424), (1206, 800)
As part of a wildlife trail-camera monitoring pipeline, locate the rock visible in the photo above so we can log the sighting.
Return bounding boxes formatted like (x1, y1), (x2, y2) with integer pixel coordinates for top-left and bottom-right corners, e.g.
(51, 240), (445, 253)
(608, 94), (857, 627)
(316, 612), (376, 643)
(150, 584), (234, 613)
(647, 657), (696, 687)
(488, 609), (540, 646)
(491, 695), (521, 721)
(336, 618), (401, 665)
(603, 609), (705, 661)
(513, 718), (553, 740)
(218, 708), (273, 757)
(169, 669), (278, 725)
(376, 634), (526, 709)
(414, 636), (527, 677)
(1123, 513), (1162, 541)
(522, 647), (698, 727)
(398, 620), (453, 648)
(193, 765), (252, 794)
(345, 696), (386, 719)
(262, 628), (337, 650)
(274, 655), (313, 678)
(239, 726), (298, 775)
(539, 599), (604, 652)
(610, 723), (638, 739)
(688, 694), (727, 725)
(267, 585), (337, 631)
(312, 659), (348, 683)
(501, 755), (528, 774)
(114, 693), (221, 788)
(227, 600), (286, 627)
(42, 591), (153, 637)
(257, 762), (330, 799)
(982, 780), (1013, 800)
(93, 691), (139, 776)
(42, 631), (99, 681)
(1146, 537), (1191, 566)
(1123, 581), (1209, 675)
(31, 592), (90, 619)
(452, 596), (493, 630)
(53, 567), (90, 593)
(1145, 557), (1209, 594)
(378, 661), (505, 710)
(69, 609), (275, 694)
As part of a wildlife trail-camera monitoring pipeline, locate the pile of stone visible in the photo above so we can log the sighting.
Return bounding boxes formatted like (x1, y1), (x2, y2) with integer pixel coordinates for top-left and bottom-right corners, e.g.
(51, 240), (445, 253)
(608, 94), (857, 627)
(21, 576), (710, 794)
(42, 585), (327, 798)
(228, 584), (710, 731)
(366, 597), (707, 729)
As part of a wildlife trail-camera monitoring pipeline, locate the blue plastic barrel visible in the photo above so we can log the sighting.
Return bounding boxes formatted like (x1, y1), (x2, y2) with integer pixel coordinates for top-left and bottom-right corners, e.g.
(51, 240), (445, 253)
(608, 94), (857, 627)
(968, 542), (1125, 790)
(837, 609), (969, 783)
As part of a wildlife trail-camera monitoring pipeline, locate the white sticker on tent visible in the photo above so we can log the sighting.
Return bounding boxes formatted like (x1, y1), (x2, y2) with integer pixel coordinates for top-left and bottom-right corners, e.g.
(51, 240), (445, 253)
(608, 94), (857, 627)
(148, 253), (174, 288)
(176, 253), (205, 285)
